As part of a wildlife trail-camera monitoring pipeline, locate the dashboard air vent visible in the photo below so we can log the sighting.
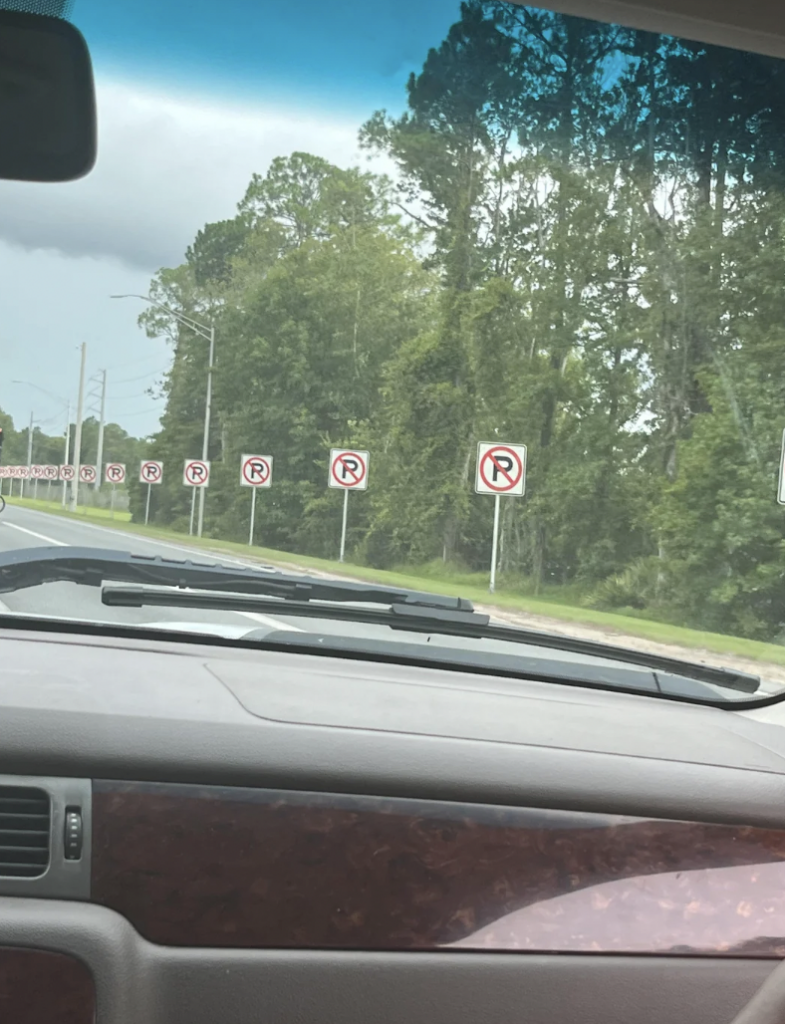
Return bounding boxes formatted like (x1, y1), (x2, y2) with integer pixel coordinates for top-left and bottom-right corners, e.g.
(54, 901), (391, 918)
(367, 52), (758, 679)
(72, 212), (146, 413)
(0, 786), (50, 877)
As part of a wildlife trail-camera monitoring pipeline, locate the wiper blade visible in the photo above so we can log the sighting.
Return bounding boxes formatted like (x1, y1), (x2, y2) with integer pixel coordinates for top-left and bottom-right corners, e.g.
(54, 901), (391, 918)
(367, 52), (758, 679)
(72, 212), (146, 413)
(0, 546), (474, 611)
(101, 582), (759, 695)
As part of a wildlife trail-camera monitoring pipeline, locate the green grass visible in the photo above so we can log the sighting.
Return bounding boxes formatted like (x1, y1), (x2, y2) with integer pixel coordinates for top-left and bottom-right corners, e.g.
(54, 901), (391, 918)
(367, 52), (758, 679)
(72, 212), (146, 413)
(7, 495), (785, 667)
(5, 497), (132, 523)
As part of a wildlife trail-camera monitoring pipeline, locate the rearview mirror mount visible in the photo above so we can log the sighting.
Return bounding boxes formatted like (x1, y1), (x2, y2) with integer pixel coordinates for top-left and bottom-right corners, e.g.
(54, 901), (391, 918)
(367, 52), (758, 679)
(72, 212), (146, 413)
(0, 8), (96, 182)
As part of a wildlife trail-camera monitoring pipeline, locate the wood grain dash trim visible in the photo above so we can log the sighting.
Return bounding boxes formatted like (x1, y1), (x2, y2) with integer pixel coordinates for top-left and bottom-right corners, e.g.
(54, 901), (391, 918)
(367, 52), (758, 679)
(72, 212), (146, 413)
(91, 781), (785, 955)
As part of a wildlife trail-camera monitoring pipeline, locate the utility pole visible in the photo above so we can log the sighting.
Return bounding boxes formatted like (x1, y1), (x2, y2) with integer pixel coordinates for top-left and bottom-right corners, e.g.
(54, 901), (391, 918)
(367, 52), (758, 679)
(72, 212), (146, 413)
(70, 343), (87, 512)
(62, 401), (70, 508)
(94, 368), (106, 489)
(21, 410), (33, 498)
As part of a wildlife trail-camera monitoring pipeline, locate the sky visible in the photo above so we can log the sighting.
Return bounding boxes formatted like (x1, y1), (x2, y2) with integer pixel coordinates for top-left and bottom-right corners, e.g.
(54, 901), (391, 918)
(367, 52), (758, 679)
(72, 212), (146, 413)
(0, 0), (462, 441)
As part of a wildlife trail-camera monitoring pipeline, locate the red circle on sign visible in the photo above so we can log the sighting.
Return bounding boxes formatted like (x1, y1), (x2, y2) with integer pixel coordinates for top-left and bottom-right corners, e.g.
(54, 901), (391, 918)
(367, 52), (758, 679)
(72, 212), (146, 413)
(331, 451), (367, 488)
(185, 460), (209, 484)
(242, 457), (270, 485)
(60, 466), (75, 480)
(106, 464), (125, 482)
(80, 466), (96, 482)
(142, 462), (162, 481)
(479, 446), (524, 492)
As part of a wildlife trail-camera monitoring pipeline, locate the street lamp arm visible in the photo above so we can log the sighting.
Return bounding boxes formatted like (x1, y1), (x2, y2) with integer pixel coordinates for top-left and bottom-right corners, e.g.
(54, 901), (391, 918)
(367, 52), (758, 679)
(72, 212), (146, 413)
(110, 293), (213, 341)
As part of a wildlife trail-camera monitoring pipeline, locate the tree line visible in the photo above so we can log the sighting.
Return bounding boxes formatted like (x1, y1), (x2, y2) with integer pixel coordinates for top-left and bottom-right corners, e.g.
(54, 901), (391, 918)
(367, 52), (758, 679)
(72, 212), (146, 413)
(123, 1), (785, 640)
(0, 410), (144, 484)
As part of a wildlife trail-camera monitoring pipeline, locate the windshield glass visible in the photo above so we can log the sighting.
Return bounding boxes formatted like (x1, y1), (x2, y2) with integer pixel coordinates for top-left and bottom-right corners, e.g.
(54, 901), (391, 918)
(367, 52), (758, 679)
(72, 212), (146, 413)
(2, 0), (785, 702)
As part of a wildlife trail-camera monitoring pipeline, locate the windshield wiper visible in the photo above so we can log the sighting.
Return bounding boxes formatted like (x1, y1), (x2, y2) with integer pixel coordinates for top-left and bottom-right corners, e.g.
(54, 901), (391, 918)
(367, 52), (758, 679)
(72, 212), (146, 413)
(101, 580), (760, 696)
(0, 545), (474, 610)
(0, 546), (759, 696)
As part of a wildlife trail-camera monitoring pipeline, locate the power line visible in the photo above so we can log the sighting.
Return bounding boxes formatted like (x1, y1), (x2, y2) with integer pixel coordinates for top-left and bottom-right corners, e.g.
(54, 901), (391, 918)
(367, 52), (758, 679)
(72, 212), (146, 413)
(106, 351), (167, 372)
(108, 391), (165, 403)
(112, 366), (169, 386)
(116, 407), (165, 418)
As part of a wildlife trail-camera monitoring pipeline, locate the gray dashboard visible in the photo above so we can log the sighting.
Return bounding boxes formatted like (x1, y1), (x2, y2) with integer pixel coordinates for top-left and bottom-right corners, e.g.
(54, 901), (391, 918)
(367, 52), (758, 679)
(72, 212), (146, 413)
(1, 624), (785, 827)
(2, 623), (785, 1024)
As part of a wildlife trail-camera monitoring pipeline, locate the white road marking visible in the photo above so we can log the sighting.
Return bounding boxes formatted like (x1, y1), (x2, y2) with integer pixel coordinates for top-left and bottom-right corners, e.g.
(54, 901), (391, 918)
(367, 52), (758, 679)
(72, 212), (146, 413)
(1, 522), (68, 546)
(4, 506), (269, 568)
(3, 510), (303, 634)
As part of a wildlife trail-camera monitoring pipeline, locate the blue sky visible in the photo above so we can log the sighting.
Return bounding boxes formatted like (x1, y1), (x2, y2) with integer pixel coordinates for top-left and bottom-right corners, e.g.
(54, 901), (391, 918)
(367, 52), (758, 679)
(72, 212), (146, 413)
(72, 0), (463, 114)
(1, 0), (468, 441)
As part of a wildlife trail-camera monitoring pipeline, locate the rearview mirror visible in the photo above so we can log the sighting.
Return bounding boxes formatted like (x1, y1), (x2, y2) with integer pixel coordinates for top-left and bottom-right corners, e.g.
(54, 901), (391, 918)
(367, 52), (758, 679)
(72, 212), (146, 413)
(0, 9), (96, 182)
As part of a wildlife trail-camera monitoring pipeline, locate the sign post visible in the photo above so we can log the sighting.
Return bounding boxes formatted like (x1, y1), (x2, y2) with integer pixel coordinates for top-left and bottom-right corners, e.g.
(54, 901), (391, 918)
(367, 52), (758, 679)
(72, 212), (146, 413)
(240, 455), (272, 546)
(59, 466), (74, 509)
(104, 464), (126, 519)
(475, 442), (527, 593)
(139, 460), (164, 525)
(41, 465), (56, 503)
(328, 448), (369, 562)
(183, 460), (210, 535)
(778, 429), (785, 505)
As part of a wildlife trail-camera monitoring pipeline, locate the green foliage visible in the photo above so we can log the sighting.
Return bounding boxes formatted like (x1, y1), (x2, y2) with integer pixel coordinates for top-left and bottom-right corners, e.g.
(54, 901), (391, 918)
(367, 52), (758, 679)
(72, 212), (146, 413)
(135, 1), (785, 641)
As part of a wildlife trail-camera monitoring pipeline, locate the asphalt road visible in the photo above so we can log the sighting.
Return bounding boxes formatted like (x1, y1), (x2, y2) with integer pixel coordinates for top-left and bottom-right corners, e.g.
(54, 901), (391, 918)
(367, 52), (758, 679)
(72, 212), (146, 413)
(0, 502), (763, 702)
(0, 503), (531, 651)
(0, 502), (308, 638)
(0, 501), (620, 658)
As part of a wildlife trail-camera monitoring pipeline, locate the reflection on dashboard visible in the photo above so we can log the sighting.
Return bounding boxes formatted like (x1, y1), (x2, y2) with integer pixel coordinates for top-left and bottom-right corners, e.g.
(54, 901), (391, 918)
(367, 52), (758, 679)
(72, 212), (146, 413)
(91, 781), (785, 955)
(450, 860), (785, 954)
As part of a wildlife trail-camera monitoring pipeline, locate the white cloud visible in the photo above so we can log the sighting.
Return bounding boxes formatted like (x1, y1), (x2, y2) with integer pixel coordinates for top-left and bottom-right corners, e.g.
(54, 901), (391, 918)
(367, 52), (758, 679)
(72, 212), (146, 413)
(0, 77), (385, 438)
(0, 76), (373, 270)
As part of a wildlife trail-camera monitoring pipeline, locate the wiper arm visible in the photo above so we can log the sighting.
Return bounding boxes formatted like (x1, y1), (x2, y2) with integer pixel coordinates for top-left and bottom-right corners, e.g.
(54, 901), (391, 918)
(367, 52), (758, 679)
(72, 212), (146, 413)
(101, 583), (759, 695)
(0, 546), (473, 611)
(103, 583), (484, 628)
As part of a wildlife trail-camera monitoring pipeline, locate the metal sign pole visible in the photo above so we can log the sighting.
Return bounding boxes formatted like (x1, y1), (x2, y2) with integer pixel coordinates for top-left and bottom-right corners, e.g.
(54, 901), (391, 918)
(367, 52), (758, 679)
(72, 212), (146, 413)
(489, 493), (501, 593)
(189, 487), (196, 536)
(249, 487), (257, 546)
(339, 488), (349, 563)
(110, 484), (115, 519)
(145, 483), (152, 526)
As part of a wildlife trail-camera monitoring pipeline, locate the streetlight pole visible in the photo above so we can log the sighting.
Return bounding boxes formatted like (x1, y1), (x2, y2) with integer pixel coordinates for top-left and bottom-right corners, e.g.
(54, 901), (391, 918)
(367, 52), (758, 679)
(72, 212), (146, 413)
(198, 324), (215, 538)
(21, 410), (33, 499)
(94, 368), (106, 490)
(70, 342), (87, 512)
(62, 401), (71, 508)
(111, 293), (214, 538)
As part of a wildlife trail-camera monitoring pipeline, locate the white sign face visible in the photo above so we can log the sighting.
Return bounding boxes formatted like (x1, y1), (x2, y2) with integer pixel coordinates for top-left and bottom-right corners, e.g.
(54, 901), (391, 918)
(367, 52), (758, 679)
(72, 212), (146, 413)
(30, 465), (46, 479)
(43, 465), (59, 480)
(105, 463), (126, 485)
(183, 459), (210, 487)
(79, 465), (97, 484)
(59, 465), (74, 481)
(240, 454), (272, 488)
(140, 460), (164, 484)
(328, 448), (369, 490)
(475, 442), (527, 496)
(779, 430), (785, 505)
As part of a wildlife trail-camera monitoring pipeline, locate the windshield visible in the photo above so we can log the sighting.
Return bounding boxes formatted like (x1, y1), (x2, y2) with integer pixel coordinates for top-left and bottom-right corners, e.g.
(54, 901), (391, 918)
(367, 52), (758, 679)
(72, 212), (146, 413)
(2, 0), (785, 702)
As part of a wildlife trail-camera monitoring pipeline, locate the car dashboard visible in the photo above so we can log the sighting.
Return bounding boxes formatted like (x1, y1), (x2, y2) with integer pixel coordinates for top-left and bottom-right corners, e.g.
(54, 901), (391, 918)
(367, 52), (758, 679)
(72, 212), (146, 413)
(3, 623), (785, 1023)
